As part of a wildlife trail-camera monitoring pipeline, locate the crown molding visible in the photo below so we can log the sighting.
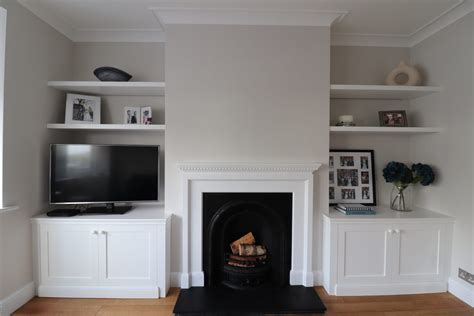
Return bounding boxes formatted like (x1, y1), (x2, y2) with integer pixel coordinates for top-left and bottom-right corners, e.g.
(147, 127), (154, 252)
(177, 162), (322, 173)
(150, 7), (347, 27)
(331, 0), (474, 47)
(408, 0), (474, 47)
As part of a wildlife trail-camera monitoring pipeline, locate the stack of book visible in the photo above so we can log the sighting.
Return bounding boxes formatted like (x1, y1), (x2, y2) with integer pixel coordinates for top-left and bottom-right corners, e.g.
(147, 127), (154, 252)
(335, 203), (376, 215)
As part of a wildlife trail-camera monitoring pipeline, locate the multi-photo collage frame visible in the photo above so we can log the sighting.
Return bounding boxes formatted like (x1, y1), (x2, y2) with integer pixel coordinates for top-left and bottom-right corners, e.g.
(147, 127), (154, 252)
(329, 150), (376, 206)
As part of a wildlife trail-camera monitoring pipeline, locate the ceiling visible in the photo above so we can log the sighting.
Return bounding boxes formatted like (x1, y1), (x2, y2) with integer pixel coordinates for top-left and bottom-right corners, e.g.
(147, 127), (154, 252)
(17, 0), (474, 46)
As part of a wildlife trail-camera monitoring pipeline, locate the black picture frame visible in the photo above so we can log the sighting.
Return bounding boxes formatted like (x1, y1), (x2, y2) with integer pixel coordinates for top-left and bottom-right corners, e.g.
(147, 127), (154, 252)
(329, 149), (376, 206)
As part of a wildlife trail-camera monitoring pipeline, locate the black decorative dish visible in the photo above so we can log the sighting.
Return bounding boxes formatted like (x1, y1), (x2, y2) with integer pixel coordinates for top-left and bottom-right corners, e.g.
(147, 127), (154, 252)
(93, 67), (132, 82)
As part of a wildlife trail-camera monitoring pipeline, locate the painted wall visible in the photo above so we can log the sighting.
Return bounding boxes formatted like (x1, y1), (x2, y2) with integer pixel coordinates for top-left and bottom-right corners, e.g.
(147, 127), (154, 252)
(409, 13), (474, 283)
(330, 46), (411, 205)
(70, 42), (166, 201)
(165, 25), (331, 273)
(0, 0), (73, 300)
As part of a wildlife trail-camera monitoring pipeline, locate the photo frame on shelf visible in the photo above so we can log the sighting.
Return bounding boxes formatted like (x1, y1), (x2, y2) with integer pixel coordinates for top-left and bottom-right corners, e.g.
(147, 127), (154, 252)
(329, 149), (376, 206)
(140, 106), (152, 125)
(65, 93), (101, 124)
(124, 106), (140, 124)
(379, 110), (408, 127)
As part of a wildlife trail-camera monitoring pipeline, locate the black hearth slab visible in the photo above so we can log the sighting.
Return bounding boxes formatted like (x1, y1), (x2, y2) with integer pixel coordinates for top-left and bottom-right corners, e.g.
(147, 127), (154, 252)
(173, 286), (326, 315)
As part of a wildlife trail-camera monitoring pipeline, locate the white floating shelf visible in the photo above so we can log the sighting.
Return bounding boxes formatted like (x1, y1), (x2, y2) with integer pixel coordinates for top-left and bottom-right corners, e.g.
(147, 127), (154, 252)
(48, 81), (165, 96)
(330, 126), (442, 135)
(47, 124), (165, 131)
(330, 84), (441, 100)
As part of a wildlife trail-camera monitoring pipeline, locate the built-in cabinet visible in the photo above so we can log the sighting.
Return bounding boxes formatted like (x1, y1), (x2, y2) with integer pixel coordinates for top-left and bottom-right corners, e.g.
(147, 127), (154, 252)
(323, 206), (453, 296)
(32, 206), (171, 298)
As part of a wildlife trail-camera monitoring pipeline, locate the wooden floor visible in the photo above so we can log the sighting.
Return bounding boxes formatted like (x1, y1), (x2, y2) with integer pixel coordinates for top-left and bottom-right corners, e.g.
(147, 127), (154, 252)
(13, 287), (474, 316)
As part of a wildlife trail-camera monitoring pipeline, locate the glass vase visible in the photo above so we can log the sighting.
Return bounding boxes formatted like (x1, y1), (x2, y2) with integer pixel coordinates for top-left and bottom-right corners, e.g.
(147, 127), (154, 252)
(390, 184), (413, 212)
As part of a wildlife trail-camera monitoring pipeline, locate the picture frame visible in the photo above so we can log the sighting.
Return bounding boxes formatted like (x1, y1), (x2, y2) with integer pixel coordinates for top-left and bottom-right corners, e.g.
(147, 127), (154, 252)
(140, 106), (152, 125)
(124, 106), (140, 124)
(65, 93), (101, 124)
(378, 110), (408, 127)
(329, 149), (376, 206)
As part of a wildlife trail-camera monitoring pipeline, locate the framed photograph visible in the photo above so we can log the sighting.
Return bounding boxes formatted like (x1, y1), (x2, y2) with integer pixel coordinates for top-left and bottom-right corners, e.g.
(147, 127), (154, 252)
(378, 110), (408, 127)
(124, 107), (140, 124)
(140, 106), (152, 125)
(329, 150), (376, 206)
(65, 94), (101, 124)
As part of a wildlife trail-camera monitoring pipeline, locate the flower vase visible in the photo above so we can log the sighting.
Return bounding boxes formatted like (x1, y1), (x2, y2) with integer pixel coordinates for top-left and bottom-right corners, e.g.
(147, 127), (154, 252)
(390, 184), (412, 212)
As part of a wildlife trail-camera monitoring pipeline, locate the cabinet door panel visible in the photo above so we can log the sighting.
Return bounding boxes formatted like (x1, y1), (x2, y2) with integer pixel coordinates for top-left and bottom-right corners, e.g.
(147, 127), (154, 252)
(40, 224), (99, 286)
(337, 224), (392, 284)
(99, 225), (158, 286)
(393, 223), (445, 281)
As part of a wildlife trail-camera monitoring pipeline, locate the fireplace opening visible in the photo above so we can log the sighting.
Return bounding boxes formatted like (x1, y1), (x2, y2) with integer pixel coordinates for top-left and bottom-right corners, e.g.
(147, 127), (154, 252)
(203, 193), (292, 289)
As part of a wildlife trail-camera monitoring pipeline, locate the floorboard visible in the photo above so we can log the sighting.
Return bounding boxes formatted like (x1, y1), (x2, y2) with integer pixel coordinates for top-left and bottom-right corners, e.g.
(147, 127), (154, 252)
(13, 287), (474, 316)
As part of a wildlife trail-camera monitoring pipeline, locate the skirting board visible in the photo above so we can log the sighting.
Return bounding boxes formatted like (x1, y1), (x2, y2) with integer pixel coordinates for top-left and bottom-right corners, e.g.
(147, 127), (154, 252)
(448, 277), (474, 307)
(38, 285), (159, 299)
(169, 271), (324, 288)
(0, 282), (35, 316)
(334, 282), (447, 296)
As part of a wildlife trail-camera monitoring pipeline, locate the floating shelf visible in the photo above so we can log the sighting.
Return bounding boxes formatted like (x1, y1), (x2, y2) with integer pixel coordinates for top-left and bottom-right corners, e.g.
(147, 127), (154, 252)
(330, 126), (442, 135)
(47, 124), (165, 131)
(48, 81), (165, 96)
(330, 84), (441, 100)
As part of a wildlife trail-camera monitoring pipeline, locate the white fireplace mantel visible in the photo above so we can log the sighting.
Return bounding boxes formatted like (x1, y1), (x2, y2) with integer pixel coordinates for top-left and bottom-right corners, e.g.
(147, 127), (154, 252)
(177, 162), (322, 288)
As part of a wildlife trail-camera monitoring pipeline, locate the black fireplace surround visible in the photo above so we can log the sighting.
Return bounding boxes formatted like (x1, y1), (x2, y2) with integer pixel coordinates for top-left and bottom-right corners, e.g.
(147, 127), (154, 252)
(203, 192), (292, 288)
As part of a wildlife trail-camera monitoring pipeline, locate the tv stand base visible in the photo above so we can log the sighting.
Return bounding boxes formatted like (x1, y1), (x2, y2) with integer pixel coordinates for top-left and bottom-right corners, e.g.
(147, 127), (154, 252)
(81, 204), (132, 215)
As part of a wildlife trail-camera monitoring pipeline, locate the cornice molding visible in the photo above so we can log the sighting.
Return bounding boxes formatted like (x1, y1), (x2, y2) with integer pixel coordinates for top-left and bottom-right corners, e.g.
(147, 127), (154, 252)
(332, 0), (473, 47)
(151, 7), (347, 27)
(177, 163), (322, 173)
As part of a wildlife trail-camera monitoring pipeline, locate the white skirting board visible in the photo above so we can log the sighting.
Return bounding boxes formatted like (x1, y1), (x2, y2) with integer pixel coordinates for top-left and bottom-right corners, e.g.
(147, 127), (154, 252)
(448, 277), (474, 307)
(169, 271), (324, 288)
(0, 282), (35, 316)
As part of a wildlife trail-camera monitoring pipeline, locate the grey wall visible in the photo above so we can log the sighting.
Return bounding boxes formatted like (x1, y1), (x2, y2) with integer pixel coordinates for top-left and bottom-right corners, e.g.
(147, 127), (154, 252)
(165, 25), (331, 272)
(330, 46), (411, 205)
(0, 0), (73, 300)
(70, 42), (166, 201)
(409, 13), (474, 282)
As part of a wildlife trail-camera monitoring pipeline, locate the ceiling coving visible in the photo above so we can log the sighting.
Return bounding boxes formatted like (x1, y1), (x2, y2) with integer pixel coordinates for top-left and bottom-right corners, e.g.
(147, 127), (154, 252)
(17, 0), (474, 46)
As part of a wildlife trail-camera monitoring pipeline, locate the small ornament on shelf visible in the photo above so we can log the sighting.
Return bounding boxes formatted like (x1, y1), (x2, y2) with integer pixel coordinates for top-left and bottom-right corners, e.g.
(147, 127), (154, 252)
(335, 115), (355, 126)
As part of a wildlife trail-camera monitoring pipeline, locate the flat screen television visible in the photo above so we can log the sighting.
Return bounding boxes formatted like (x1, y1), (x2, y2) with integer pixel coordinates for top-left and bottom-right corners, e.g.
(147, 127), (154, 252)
(50, 144), (159, 212)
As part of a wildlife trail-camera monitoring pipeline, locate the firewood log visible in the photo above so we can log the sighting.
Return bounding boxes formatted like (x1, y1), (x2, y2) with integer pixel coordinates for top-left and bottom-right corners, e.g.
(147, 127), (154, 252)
(238, 244), (266, 256)
(229, 232), (255, 255)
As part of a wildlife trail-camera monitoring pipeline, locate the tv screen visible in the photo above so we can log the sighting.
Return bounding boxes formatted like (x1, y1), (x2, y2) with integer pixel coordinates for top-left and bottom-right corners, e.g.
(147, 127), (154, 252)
(50, 144), (159, 204)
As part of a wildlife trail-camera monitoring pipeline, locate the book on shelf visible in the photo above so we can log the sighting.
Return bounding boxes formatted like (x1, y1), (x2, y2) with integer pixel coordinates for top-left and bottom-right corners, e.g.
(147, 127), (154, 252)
(335, 206), (376, 215)
(336, 203), (374, 211)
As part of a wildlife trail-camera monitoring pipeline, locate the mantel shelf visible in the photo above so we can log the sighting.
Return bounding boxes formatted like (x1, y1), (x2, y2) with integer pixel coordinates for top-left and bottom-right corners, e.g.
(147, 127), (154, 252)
(330, 84), (441, 100)
(48, 81), (165, 96)
(330, 126), (442, 135)
(47, 123), (165, 131)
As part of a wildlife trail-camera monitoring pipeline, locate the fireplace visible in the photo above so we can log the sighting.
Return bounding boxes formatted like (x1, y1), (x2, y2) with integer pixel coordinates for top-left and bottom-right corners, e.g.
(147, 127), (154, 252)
(174, 163), (327, 315)
(203, 193), (292, 289)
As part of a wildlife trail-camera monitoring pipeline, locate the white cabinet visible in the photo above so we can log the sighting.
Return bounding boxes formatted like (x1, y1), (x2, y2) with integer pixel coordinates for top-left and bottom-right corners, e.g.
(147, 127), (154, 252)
(32, 206), (171, 298)
(323, 206), (453, 296)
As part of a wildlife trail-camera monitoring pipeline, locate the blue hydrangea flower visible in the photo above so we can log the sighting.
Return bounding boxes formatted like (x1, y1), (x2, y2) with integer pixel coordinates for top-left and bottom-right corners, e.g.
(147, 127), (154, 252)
(383, 161), (413, 184)
(412, 163), (435, 186)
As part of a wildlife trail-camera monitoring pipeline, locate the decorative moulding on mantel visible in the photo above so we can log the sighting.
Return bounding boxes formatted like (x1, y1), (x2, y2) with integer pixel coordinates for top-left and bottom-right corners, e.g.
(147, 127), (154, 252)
(151, 7), (347, 27)
(177, 163), (322, 173)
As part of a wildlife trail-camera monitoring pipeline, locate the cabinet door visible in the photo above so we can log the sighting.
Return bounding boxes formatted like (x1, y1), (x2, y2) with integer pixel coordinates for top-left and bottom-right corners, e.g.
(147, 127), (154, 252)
(40, 224), (99, 286)
(337, 224), (393, 284)
(391, 223), (446, 282)
(98, 225), (158, 286)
